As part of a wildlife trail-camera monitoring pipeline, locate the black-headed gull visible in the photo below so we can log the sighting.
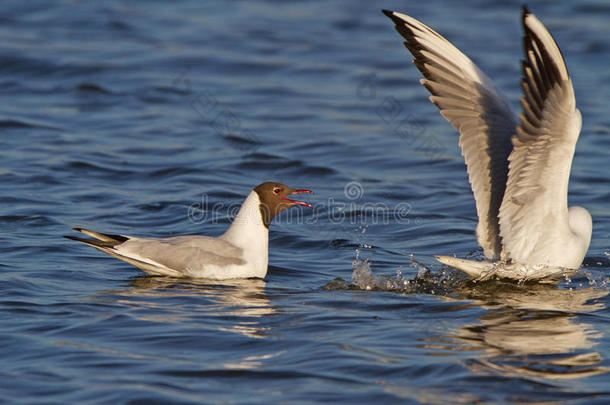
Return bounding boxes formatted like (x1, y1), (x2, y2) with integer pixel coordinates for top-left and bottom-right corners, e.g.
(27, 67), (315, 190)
(65, 182), (312, 279)
(383, 8), (592, 280)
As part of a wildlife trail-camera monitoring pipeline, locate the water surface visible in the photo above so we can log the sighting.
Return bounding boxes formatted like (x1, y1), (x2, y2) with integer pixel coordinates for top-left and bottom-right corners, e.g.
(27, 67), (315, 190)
(1, 0), (609, 403)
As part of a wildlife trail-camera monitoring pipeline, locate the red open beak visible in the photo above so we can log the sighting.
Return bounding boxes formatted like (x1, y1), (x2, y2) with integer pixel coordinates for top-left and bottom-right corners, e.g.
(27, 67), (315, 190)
(282, 189), (313, 207)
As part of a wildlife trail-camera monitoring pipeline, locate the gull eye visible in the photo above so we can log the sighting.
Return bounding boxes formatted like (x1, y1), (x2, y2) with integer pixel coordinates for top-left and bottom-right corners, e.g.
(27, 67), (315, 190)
(273, 187), (281, 194)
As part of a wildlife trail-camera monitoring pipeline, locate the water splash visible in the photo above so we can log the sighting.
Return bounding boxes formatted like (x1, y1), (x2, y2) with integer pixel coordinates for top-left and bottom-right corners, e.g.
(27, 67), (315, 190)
(324, 254), (610, 299)
(321, 255), (467, 295)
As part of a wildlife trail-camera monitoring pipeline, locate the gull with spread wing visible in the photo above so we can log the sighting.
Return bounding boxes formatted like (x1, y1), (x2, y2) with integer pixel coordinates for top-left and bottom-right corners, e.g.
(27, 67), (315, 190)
(383, 7), (591, 280)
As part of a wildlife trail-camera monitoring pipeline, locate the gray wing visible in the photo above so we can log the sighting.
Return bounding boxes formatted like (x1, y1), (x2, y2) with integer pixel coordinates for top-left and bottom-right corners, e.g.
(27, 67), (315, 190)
(383, 10), (517, 259)
(115, 235), (245, 274)
(498, 9), (582, 263)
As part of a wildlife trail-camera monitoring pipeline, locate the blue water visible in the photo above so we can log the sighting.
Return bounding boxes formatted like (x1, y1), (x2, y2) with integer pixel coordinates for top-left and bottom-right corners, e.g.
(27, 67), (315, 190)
(2, 0), (610, 403)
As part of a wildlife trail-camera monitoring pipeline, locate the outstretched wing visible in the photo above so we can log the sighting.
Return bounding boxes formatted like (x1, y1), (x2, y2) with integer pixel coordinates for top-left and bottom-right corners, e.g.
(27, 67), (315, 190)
(498, 8), (582, 263)
(383, 10), (516, 259)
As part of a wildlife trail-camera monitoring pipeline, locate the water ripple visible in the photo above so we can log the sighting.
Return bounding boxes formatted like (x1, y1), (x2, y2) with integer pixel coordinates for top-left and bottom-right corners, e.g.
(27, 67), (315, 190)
(1, 1), (609, 403)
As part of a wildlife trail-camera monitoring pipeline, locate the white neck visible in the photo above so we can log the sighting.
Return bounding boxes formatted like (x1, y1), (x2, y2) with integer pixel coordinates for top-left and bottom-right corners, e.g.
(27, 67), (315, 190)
(220, 190), (269, 275)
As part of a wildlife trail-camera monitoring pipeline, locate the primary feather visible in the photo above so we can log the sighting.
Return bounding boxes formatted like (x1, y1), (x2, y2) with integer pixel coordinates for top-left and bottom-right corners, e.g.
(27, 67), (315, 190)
(383, 8), (591, 279)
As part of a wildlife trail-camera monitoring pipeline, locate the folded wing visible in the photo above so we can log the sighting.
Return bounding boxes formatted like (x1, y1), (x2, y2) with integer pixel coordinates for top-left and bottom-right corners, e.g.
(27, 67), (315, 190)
(65, 228), (245, 276)
(115, 235), (246, 274)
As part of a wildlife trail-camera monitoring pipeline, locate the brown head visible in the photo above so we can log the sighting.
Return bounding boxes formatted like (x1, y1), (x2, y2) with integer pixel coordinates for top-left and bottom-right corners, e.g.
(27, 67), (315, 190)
(253, 182), (312, 228)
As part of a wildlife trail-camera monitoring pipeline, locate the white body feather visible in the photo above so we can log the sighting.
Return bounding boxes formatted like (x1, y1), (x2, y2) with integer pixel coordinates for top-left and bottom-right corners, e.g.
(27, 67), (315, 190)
(88, 191), (269, 280)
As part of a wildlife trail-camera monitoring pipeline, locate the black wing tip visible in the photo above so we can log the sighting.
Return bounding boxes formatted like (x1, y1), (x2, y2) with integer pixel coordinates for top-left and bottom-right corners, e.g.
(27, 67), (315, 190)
(64, 235), (94, 245)
(64, 235), (89, 243)
(109, 233), (129, 243)
(382, 9), (404, 25)
(63, 234), (117, 248)
(521, 5), (568, 87)
(65, 228), (129, 246)
(522, 5), (532, 30)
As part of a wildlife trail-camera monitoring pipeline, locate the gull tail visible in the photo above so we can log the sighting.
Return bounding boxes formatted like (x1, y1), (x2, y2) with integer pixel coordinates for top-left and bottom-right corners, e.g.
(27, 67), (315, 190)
(64, 228), (180, 277)
(435, 255), (496, 279)
(63, 227), (129, 248)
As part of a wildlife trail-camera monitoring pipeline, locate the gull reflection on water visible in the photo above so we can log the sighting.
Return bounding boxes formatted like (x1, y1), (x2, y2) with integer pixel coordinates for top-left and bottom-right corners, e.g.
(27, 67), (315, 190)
(96, 277), (285, 372)
(443, 281), (609, 379)
(110, 276), (274, 339)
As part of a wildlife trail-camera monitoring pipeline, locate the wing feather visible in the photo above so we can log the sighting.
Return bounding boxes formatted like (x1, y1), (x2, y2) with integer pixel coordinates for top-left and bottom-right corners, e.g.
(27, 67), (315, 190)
(116, 235), (245, 273)
(498, 8), (582, 264)
(383, 10), (516, 258)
